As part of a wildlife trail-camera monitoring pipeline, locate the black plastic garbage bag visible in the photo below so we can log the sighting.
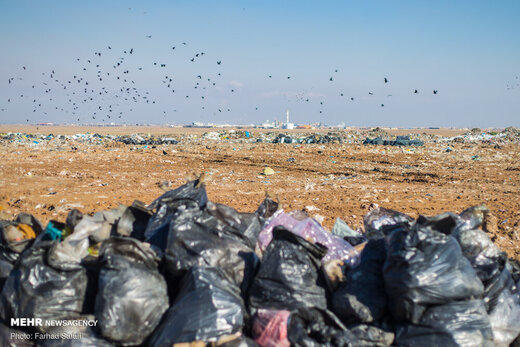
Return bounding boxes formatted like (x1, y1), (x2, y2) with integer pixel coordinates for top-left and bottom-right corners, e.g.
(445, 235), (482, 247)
(0, 241), (88, 333)
(65, 209), (84, 231)
(348, 324), (395, 346)
(94, 237), (168, 346)
(205, 201), (263, 249)
(147, 179), (208, 212)
(163, 207), (259, 297)
(248, 227), (328, 314)
(255, 196), (279, 219)
(145, 179), (208, 250)
(116, 201), (151, 240)
(457, 205), (490, 232)
(149, 266), (245, 347)
(452, 206), (520, 344)
(332, 239), (387, 324)
(287, 307), (356, 347)
(453, 206), (514, 311)
(489, 286), (520, 346)
(383, 213), (484, 323)
(394, 299), (494, 347)
(0, 258), (12, 292)
(363, 207), (413, 240)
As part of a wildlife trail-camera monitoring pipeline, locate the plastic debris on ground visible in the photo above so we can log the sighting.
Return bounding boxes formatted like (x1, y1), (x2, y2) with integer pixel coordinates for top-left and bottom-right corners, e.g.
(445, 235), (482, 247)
(258, 210), (360, 265)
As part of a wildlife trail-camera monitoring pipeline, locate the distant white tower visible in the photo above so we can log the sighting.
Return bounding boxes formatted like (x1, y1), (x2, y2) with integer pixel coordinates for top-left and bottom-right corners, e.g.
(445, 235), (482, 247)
(283, 109), (294, 129)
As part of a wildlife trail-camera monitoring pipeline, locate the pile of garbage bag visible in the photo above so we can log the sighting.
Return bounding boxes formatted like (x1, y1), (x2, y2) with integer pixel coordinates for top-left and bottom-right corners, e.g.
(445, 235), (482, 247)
(363, 135), (424, 147)
(272, 133), (343, 144)
(116, 135), (178, 145)
(1, 179), (519, 346)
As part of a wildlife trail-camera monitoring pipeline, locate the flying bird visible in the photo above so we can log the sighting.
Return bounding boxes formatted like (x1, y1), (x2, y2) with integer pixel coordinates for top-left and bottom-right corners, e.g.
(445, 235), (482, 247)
(433, 90), (438, 94)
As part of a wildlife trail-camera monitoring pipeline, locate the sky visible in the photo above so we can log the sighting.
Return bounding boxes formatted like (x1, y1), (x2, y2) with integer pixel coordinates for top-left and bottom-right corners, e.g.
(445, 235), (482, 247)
(0, 0), (519, 127)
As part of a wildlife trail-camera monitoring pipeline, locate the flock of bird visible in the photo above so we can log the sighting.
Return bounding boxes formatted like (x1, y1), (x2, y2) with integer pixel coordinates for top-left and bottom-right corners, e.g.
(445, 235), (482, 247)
(506, 76), (520, 90)
(1, 38), (449, 124)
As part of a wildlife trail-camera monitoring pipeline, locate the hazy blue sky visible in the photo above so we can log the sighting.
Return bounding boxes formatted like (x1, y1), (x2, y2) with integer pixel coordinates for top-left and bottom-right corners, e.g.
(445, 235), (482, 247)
(1, 0), (519, 127)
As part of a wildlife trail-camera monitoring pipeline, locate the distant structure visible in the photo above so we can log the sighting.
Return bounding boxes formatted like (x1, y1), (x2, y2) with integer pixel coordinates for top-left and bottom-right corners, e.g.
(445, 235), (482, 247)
(283, 110), (294, 130)
(260, 119), (282, 128)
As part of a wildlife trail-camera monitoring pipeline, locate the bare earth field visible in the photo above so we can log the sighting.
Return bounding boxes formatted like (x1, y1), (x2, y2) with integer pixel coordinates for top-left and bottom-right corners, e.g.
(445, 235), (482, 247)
(1, 125), (519, 260)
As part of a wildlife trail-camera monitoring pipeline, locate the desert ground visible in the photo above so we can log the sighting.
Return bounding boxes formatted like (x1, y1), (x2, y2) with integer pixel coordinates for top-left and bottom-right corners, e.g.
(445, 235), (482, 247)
(1, 125), (519, 260)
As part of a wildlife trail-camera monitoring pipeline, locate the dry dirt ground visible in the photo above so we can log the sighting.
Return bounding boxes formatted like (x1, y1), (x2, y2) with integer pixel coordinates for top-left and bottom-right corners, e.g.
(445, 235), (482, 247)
(1, 125), (519, 260)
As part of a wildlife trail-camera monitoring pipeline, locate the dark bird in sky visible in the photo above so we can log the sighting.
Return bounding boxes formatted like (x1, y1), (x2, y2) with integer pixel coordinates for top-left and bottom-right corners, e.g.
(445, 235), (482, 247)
(108, 46), (111, 49)
(433, 90), (438, 94)
(190, 58), (195, 62)
(368, 92), (373, 95)
(146, 35), (152, 38)
(217, 61), (221, 65)
(172, 46), (175, 50)
(384, 78), (388, 83)
(381, 104), (384, 107)
(414, 89), (418, 94)
(182, 42), (187, 45)
(130, 48), (133, 54)
(329, 77), (333, 81)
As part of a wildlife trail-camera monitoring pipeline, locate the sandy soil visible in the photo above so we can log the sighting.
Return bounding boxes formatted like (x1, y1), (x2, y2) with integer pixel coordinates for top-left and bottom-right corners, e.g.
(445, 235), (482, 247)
(1, 125), (519, 260)
(0, 124), (467, 136)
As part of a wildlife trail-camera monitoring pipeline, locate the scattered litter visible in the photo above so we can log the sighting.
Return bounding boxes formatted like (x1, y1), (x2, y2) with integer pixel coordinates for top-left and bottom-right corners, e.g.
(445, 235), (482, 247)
(262, 167), (275, 176)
